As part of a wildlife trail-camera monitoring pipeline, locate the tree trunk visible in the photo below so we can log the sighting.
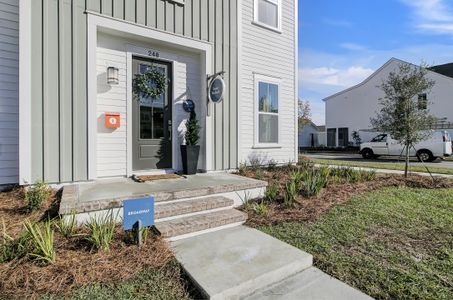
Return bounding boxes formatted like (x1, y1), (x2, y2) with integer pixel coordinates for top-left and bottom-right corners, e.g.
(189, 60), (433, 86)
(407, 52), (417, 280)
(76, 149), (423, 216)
(404, 144), (410, 178)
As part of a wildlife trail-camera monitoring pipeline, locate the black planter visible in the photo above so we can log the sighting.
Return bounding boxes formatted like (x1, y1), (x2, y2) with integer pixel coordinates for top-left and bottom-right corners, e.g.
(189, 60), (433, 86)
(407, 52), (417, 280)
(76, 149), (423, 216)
(180, 145), (200, 175)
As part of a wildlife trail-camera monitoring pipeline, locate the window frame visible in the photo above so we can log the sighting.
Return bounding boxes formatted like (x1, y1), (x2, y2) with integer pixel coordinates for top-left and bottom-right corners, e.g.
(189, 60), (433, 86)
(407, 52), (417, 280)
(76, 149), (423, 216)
(253, 0), (282, 33)
(254, 74), (281, 148)
(418, 93), (428, 110)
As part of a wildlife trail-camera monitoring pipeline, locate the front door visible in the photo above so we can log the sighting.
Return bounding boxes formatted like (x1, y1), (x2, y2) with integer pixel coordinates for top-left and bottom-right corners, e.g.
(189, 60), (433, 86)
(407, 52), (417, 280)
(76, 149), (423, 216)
(132, 57), (172, 171)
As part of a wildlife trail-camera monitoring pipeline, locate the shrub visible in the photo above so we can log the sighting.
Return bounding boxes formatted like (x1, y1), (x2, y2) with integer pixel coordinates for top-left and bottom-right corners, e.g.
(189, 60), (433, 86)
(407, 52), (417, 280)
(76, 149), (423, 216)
(85, 212), (117, 251)
(299, 168), (330, 197)
(264, 184), (279, 202)
(253, 201), (268, 216)
(360, 170), (377, 181)
(298, 158), (314, 170)
(23, 220), (55, 264)
(54, 211), (77, 238)
(249, 157), (262, 170)
(267, 159), (277, 170)
(1, 219), (13, 263)
(238, 162), (248, 175)
(24, 180), (51, 212)
(283, 179), (298, 208)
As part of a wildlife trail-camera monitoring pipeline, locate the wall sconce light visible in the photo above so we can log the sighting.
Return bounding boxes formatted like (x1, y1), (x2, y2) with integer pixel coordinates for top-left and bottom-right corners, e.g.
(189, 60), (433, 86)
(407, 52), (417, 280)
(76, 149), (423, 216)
(107, 66), (119, 85)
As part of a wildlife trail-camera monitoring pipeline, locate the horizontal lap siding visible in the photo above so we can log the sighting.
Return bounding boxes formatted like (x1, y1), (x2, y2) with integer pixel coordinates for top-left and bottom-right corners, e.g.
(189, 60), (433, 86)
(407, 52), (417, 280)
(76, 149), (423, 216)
(0, 0), (18, 184)
(30, 0), (238, 183)
(240, 0), (296, 164)
(96, 40), (127, 178)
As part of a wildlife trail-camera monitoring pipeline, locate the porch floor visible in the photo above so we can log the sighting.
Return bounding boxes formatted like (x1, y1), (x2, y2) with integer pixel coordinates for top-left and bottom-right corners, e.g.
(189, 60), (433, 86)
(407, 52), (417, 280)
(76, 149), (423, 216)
(59, 172), (267, 215)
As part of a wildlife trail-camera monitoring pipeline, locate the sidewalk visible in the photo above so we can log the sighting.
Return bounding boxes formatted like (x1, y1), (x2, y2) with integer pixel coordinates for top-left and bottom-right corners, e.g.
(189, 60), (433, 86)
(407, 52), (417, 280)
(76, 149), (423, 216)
(171, 226), (372, 300)
(314, 163), (453, 179)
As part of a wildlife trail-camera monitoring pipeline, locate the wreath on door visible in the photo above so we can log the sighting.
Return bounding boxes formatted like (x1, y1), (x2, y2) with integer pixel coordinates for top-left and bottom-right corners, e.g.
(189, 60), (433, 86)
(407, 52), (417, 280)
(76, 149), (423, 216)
(133, 67), (169, 99)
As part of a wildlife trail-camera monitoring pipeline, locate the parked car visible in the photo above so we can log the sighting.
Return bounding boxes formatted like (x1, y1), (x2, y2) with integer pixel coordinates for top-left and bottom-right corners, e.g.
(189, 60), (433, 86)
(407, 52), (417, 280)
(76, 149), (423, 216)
(359, 131), (452, 162)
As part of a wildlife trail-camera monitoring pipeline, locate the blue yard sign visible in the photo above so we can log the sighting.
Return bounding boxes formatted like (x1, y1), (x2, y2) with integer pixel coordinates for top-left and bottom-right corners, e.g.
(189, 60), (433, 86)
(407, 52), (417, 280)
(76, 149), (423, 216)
(123, 196), (155, 230)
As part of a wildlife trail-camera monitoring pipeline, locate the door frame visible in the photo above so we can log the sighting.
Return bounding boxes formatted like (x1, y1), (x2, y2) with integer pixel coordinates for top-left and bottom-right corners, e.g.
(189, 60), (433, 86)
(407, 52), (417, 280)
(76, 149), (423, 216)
(87, 14), (213, 180)
(131, 56), (174, 172)
(126, 48), (177, 176)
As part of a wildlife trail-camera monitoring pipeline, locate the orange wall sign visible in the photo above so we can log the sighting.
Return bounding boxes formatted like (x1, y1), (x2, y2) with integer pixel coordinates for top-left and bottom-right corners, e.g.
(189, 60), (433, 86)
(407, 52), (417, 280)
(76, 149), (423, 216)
(105, 112), (120, 128)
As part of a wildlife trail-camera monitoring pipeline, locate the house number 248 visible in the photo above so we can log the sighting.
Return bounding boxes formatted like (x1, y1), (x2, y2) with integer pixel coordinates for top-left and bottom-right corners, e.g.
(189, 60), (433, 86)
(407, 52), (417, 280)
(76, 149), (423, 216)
(148, 50), (160, 58)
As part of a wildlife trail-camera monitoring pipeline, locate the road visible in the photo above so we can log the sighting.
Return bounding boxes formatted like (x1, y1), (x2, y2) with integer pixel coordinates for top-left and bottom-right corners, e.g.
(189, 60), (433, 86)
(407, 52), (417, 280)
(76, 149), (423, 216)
(302, 153), (453, 169)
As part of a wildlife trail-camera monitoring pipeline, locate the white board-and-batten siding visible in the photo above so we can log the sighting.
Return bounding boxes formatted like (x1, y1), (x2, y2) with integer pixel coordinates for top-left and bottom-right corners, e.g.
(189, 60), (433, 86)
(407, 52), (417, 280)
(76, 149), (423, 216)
(239, 0), (296, 165)
(96, 33), (203, 178)
(0, 0), (18, 185)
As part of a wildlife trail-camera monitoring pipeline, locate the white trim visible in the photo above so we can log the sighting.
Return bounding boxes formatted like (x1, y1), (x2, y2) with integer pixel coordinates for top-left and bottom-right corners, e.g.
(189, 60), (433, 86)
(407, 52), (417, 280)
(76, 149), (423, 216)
(253, 0), (282, 32)
(237, 0), (243, 165)
(253, 73), (281, 148)
(87, 17), (97, 180)
(87, 13), (213, 179)
(19, 0), (32, 185)
(294, 0), (299, 162)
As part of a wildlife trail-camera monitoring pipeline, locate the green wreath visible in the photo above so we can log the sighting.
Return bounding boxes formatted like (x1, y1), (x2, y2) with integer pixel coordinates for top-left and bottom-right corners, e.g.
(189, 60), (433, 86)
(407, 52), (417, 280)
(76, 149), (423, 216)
(133, 67), (169, 99)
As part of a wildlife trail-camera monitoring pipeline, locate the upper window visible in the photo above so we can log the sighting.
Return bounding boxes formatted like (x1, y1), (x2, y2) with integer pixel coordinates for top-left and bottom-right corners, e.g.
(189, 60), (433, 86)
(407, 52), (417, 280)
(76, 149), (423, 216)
(418, 93), (427, 110)
(254, 0), (282, 31)
(256, 76), (280, 145)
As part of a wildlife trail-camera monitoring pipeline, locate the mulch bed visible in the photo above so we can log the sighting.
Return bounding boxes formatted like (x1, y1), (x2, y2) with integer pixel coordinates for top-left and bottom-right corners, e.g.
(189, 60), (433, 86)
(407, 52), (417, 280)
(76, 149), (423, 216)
(0, 187), (173, 299)
(238, 167), (453, 227)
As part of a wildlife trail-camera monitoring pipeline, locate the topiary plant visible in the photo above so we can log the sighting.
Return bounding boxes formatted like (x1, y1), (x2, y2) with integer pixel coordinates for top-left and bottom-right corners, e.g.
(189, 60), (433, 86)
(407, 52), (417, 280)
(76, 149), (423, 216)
(185, 110), (200, 146)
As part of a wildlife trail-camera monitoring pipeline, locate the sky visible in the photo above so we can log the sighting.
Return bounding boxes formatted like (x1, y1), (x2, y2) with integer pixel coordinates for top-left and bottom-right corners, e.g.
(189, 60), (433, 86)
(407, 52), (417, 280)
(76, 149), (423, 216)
(299, 0), (453, 125)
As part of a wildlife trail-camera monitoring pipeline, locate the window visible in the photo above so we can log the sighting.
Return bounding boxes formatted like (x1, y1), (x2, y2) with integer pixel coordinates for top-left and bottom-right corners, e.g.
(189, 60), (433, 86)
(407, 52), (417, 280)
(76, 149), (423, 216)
(256, 76), (279, 145)
(254, 0), (281, 31)
(327, 128), (337, 147)
(418, 93), (427, 110)
(371, 134), (387, 143)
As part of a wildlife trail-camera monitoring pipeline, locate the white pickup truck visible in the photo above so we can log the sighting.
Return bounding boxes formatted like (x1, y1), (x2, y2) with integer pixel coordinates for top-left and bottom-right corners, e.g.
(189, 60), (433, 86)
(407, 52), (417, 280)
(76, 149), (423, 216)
(359, 131), (452, 162)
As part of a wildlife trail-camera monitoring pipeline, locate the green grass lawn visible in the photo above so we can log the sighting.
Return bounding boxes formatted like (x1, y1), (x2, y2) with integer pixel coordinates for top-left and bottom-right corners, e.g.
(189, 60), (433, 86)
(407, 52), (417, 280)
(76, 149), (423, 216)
(309, 157), (453, 175)
(258, 187), (453, 300)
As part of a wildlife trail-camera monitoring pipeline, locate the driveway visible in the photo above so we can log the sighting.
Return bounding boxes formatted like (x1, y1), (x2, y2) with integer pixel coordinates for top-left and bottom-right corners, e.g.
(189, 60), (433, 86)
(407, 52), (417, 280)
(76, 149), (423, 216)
(303, 153), (453, 169)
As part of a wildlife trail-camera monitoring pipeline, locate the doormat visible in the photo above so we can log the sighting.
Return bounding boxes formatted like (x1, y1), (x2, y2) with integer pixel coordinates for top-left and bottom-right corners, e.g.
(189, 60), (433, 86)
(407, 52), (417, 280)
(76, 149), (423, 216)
(132, 174), (184, 183)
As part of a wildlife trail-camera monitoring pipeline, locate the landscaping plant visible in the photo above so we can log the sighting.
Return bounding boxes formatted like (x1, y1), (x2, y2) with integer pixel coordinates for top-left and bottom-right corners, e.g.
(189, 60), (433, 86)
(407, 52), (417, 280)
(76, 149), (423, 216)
(299, 168), (329, 197)
(54, 211), (77, 238)
(23, 220), (55, 264)
(253, 201), (268, 216)
(283, 179), (298, 208)
(371, 63), (436, 177)
(24, 180), (51, 212)
(85, 212), (117, 251)
(264, 183), (279, 202)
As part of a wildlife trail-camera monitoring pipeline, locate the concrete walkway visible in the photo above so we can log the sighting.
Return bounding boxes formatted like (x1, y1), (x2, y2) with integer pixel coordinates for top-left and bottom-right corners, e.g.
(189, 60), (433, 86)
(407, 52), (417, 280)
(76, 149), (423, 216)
(314, 163), (453, 179)
(171, 226), (372, 300)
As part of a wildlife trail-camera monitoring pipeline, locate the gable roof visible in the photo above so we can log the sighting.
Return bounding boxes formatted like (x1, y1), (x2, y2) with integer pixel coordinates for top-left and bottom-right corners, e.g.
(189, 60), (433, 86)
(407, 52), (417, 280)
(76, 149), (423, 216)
(430, 63), (453, 79)
(322, 57), (453, 102)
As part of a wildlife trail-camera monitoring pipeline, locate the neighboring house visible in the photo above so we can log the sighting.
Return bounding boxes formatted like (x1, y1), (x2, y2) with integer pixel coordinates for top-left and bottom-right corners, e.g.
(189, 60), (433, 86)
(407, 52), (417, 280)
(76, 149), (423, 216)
(323, 58), (453, 147)
(0, 0), (297, 185)
(298, 122), (325, 148)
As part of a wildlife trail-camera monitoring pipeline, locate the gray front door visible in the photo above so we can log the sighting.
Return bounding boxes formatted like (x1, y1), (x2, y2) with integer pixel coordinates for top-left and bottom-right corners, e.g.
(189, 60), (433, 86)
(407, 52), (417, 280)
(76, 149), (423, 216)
(132, 57), (172, 171)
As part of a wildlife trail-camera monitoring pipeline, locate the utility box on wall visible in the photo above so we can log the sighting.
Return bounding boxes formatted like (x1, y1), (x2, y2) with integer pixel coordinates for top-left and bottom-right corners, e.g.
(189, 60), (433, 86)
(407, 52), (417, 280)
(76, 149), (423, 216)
(105, 112), (120, 128)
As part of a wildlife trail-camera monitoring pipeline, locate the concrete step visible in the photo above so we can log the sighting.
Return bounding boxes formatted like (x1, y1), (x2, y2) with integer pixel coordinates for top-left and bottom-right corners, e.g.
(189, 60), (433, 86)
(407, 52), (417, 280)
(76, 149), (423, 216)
(171, 226), (313, 300)
(155, 196), (234, 221)
(155, 209), (247, 240)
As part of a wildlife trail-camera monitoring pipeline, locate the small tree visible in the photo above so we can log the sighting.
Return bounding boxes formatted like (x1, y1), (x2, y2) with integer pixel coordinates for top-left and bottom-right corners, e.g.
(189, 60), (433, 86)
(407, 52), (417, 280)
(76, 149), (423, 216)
(371, 63), (436, 177)
(185, 110), (200, 146)
(298, 99), (312, 126)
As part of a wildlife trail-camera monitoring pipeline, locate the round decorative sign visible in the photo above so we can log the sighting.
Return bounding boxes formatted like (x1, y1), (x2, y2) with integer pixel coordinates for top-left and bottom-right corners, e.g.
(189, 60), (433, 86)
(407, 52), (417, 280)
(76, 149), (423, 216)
(208, 75), (226, 103)
(183, 99), (195, 113)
